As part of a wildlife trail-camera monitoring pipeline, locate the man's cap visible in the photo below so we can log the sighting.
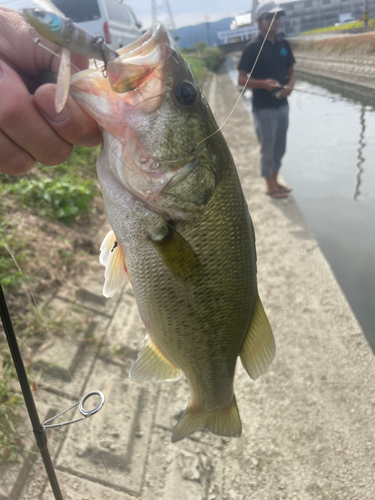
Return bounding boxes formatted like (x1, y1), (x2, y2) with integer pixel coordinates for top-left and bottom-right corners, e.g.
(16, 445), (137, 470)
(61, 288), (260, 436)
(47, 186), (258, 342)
(255, 1), (286, 20)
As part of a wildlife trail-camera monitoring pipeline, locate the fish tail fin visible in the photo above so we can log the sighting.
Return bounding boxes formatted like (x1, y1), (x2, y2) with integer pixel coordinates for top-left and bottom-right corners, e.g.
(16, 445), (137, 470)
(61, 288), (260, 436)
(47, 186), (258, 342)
(171, 396), (242, 443)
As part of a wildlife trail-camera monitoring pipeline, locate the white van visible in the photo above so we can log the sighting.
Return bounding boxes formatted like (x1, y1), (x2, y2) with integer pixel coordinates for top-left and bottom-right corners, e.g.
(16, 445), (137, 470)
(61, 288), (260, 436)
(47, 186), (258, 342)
(52, 0), (143, 49)
(0, 0), (143, 50)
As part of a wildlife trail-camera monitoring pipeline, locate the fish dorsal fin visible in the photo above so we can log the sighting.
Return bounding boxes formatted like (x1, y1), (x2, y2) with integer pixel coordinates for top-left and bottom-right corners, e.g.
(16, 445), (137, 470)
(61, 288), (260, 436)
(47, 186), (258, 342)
(240, 295), (275, 380)
(129, 336), (181, 383)
(99, 230), (129, 298)
(171, 395), (242, 443)
(55, 47), (71, 113)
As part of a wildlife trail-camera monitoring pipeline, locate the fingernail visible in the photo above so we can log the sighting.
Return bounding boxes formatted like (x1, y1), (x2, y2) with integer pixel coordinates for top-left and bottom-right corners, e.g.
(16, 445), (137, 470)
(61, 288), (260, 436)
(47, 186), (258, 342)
(35, 89), (70, 124)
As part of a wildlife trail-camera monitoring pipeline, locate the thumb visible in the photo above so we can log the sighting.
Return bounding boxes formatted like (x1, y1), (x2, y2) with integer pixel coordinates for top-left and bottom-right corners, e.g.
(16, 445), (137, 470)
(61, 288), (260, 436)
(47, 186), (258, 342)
(34, 84), (102, 147)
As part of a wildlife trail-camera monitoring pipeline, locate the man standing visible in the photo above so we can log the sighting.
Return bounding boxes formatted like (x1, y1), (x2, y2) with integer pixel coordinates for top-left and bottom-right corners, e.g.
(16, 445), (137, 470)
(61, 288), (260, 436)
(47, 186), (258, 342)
(238, 1), (295, 199)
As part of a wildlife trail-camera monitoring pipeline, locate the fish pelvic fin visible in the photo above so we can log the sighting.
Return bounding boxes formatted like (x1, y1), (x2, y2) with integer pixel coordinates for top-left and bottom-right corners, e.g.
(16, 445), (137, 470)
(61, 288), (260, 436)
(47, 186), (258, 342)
(99, 230), (129, 298)
(240, 295), (275, 380)
(171, 396), (242, 443)
(129, 336), (181, 383)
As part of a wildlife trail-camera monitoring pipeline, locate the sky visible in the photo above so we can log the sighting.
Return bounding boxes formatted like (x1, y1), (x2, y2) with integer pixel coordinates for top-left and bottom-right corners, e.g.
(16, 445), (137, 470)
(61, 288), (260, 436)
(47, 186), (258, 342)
(127, 0), (252, 30)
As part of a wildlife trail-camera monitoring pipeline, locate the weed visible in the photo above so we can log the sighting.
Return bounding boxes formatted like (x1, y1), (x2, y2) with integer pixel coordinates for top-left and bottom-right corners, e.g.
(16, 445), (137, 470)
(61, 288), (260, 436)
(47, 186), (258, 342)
(5, 177), (99, 224)
(0, 144), (102, 462)
(0, 349), (24, 463)
(302, 19), (375, 36)
(182, 42), (225, 79)
(0, 226), (31, 291)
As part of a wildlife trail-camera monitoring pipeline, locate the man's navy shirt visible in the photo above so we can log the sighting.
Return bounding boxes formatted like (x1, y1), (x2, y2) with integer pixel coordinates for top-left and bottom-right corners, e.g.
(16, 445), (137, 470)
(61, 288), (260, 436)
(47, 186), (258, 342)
(237, 34), (295, 111)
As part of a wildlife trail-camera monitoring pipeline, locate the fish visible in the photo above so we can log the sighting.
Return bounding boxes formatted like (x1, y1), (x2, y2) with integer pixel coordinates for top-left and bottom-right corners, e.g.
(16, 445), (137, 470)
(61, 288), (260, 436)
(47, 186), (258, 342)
(45, 22), (275, 442)
(22, 3), (118, 112)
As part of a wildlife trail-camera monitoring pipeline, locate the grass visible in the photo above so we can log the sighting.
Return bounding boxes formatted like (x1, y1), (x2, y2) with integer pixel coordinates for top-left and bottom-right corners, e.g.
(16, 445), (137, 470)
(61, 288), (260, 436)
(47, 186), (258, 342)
(303, 18), (375, 35)
(0, 146), (100, 224)
(0, 145), (102, 463)
(183, 55), (209, 81)
(181, 42), (226, 81)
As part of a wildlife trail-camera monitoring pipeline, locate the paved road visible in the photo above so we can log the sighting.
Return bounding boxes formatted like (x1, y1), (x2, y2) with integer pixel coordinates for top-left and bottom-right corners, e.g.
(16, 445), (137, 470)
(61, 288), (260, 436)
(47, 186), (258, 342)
(1, 70), (375, 500)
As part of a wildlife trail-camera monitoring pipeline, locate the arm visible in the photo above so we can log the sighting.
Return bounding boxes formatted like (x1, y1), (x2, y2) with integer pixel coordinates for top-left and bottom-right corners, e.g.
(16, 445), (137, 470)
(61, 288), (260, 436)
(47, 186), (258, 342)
(282, 66), (295, 97)
(0, 8), (101, 175)
(238, 70), (281, 93)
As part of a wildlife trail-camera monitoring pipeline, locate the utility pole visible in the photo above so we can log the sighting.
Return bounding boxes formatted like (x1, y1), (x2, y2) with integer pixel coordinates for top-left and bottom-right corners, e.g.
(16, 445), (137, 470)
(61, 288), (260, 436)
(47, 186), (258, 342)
(363, 0), (369, 28)
(251, 0), (259, 25)
(205, 16), (211, 46)
(151, 0), (177, 43)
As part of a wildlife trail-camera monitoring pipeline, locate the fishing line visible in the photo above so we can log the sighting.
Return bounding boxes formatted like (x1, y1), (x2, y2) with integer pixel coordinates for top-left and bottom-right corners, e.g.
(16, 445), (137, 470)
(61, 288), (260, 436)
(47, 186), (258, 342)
(34, 39), (81, 73)
(195, 8), (282, 151)
(0, 235), (39, 311)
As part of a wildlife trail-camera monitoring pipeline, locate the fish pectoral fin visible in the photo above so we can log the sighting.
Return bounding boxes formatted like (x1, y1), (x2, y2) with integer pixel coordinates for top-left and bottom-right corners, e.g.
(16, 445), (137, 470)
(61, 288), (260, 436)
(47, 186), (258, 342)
(99, 229), (129, 298)
(129, 336), (181, 383)
(240, 295), (275, 380)
(171, 396), (242, 443)
(149, 224), (201, 281)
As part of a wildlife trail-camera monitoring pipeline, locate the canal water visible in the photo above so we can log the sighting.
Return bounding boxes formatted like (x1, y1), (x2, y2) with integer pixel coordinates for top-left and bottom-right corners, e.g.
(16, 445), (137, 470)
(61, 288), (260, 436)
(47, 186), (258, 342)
(227, 61), (375, 352)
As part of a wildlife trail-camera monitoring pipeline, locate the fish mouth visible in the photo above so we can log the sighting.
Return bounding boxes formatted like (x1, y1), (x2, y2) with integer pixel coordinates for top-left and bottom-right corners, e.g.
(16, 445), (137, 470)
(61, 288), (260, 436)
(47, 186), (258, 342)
(70, 23), (172, 133)
(106, 24), (171, 93)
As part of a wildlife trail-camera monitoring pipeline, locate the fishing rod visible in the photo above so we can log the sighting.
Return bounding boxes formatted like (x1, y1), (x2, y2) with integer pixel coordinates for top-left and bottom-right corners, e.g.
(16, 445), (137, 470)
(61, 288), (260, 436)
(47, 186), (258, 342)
(0, 283), (105, 499)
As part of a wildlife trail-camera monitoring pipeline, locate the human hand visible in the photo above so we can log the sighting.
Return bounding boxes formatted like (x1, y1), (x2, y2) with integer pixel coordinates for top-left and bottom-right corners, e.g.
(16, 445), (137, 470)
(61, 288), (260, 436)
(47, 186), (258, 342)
(282, 85), (293, 98)
(263, 79), (281, 92)
(0, 7), (102, 176)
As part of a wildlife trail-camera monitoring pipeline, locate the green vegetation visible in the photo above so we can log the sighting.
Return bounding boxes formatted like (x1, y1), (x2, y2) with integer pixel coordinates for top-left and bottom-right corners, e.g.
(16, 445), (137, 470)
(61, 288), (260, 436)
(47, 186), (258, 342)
(0, 145), (101, 462)
(183, 55), (208, 81)
(0, 360), (23, 463)
(303, 18), (375, 35)
(0, 146), (100, 224)
(181, 41), (226, 80)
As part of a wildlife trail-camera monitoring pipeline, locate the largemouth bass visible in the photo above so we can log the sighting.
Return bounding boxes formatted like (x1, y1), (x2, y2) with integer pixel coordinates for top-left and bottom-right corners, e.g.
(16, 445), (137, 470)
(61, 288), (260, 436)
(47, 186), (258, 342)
(67, 24), (275, 442)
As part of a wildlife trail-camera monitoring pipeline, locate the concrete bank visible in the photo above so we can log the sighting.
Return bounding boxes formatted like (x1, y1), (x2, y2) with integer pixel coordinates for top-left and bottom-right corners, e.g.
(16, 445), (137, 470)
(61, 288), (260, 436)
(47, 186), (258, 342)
(1, 70), (375, 500)
(293, 49), (375, 104)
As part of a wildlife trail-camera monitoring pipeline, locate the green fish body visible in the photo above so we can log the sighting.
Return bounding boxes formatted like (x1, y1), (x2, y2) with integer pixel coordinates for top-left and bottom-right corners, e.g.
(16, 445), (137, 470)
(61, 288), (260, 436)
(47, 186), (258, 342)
(70, 24), (275, 442)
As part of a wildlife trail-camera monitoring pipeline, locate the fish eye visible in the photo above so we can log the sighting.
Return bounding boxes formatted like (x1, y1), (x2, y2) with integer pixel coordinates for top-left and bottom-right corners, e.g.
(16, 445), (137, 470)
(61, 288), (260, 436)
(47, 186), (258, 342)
(175, 81), (197, 107)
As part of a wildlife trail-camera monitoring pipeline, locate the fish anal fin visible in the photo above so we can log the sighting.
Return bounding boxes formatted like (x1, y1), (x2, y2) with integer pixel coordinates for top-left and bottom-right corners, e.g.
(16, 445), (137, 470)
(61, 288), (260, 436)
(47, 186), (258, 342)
(240, 295), (275, 380)
(99, 229), (129, 298)
(171, 396), (242, 443)
(129, 336), (181, 383)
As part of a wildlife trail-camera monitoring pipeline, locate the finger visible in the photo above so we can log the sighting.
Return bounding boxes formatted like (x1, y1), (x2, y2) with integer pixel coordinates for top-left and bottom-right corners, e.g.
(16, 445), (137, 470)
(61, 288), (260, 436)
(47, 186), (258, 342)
(0, 8), (89, 76)
(34, 84), (102, 148)
(0, 60), (73, 166)
(0, 129), (36, 175)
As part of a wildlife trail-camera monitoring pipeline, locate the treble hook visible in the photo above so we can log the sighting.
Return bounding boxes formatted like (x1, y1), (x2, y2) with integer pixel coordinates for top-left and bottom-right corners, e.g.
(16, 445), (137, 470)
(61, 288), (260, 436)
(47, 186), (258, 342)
(93, 35), (108, 78)
(42, 390), (105, 430)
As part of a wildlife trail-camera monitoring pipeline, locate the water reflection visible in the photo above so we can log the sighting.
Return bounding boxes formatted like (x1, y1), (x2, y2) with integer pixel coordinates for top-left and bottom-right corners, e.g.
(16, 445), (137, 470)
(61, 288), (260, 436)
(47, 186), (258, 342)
(354, 105), (366, 202)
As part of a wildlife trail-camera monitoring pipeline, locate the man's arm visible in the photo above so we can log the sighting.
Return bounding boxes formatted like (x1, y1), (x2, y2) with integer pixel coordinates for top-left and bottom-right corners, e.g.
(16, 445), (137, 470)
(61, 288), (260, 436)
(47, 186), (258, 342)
(238, 70), (281, 92)
(282, 66), (295, 98)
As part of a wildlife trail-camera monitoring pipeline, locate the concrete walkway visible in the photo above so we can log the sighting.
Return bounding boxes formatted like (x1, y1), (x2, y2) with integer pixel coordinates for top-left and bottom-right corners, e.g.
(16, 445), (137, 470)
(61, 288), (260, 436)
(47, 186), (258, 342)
(2, 70), (375, 500)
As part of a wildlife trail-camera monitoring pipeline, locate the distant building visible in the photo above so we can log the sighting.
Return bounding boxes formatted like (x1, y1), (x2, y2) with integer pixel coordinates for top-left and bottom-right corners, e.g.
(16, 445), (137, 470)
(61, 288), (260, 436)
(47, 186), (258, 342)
(278, 0), (375, 36)
(218, 12), (257, 45)
(230, 13), (252, 30)
(217, 0), (375, 45)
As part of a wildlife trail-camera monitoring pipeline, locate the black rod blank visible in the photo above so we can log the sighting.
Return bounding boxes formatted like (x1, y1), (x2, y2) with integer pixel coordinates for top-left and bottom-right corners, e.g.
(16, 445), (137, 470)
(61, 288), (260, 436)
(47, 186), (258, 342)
(0, 284), (63, 500)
